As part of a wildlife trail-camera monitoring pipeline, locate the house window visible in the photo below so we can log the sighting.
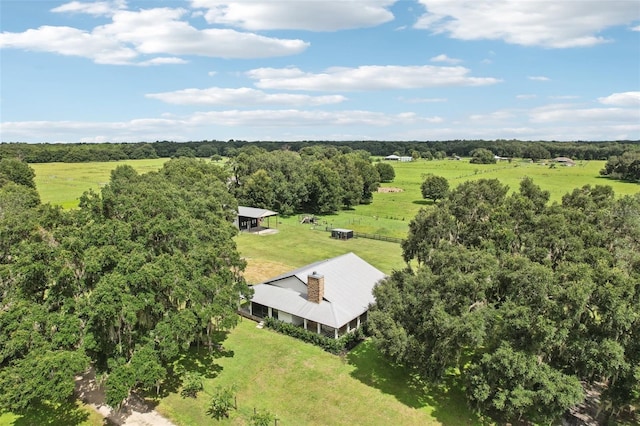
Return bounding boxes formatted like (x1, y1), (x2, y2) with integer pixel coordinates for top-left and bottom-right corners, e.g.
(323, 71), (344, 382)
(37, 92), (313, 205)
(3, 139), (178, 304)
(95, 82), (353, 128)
(271, 309), (279, 319)
(252, 302), (268, 318)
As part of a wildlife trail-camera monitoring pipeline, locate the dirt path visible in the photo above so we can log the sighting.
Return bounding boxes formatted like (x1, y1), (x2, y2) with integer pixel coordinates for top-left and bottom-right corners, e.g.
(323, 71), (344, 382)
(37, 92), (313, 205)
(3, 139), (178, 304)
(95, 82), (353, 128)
(75, 368), (177, 426)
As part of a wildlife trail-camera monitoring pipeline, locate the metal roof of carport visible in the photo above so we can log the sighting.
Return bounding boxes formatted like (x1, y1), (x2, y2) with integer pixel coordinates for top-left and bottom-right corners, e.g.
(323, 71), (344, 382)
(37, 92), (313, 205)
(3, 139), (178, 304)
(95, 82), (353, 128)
(238, 206), (278, 219)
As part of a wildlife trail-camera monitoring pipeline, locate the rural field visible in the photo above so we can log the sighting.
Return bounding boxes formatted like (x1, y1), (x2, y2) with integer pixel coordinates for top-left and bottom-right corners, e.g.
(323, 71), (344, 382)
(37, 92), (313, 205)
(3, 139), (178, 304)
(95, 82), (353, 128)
(12, 157), (637, 425)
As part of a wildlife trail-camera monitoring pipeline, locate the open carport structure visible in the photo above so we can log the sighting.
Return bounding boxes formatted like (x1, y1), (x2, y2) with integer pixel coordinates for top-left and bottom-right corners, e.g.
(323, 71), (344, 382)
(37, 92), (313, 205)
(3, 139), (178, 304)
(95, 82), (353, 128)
(235, 206), (278, 232)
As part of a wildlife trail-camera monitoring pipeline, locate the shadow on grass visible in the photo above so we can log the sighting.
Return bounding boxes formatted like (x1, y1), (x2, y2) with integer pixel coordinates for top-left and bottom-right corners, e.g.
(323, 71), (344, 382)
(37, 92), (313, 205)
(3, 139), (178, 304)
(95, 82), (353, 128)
(346, 340), (481, 426)
(11, 401), (90, 426)
(412, 199), (434, 206)
(149, 332), (234, 399)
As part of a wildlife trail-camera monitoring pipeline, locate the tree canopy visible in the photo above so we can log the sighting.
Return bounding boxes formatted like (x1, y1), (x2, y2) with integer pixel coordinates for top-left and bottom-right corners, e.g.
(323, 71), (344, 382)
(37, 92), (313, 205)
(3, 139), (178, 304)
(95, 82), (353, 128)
(420, 175), (449, 203)
(0, 158), (250, 412)
(370, 177), (640, 424)
(229, 145), (379, 215)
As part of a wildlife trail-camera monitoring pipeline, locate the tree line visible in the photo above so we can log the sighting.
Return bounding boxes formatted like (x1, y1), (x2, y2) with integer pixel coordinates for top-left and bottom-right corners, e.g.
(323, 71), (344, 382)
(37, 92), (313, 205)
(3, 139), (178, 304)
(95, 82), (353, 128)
(229, 145), (387, 215)
(368, 177), (640, 424)
(2, 139), (639, 163)
(0, 157), (251, 412)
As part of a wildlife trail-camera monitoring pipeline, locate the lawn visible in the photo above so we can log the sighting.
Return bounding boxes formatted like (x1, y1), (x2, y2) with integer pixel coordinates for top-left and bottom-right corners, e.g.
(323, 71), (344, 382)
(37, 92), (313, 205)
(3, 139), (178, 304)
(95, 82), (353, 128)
(0, 402), (103, 426)
(236, 216), (405, 282)
(155, 319), (480, 426)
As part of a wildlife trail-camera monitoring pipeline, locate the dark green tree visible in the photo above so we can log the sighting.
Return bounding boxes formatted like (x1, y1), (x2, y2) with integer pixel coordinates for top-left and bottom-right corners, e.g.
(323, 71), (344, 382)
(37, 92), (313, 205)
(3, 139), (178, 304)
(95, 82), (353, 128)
(469, 148), (496, 164)
(0, 158), (36, 188)
(420, 175), (449, 202)
(375, 162), (395, 182)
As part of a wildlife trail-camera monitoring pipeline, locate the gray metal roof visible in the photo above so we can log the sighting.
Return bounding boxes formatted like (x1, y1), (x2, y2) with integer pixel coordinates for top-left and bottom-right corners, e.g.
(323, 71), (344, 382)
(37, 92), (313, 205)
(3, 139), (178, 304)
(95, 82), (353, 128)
(238, 206), (278, 219)
(250, 252), (386, 328)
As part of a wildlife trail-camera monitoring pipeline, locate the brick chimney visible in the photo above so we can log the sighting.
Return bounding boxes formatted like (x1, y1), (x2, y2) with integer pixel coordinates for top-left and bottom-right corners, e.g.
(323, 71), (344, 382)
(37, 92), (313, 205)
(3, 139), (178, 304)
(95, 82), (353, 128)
(307, 272), (324, 304)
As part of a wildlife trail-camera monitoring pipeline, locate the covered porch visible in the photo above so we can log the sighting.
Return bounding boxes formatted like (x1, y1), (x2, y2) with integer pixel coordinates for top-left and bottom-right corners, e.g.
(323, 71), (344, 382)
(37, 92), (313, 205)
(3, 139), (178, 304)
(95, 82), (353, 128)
(245, 301), (367, 339)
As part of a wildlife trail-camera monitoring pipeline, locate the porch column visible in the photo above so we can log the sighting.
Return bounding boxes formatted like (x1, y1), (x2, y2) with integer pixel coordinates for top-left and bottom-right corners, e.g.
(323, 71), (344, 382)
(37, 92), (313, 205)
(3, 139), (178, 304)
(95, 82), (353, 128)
(317, 322), (321, 334)
(334, 328), (338, 339)
(303, 318), (307, 331)
(249, 302), (253, 315)
(268, 307), (272, 318)
(357, 315), (361, 328)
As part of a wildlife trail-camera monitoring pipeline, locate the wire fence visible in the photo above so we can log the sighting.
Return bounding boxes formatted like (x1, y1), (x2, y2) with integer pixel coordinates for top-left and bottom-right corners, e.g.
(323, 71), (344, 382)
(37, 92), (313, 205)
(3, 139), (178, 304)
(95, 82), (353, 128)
(313, 226), (403, 244)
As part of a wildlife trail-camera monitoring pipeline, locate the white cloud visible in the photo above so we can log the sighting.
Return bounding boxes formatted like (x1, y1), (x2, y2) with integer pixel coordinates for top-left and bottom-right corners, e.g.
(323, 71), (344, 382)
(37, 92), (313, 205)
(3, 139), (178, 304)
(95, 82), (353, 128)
(138, 57), (188, 66)
(0, 109), (444, 142)
(190, 109), (440, 127)
(94, 8), (309, 58)
(247, 65), (501, 91)
(190, 0), (396, 31)
(0, 7), (309, 65)
(51, 0), (126, 16)
(145, 87), (347, 106)
(208, 71), (217, 77)
(469, 110), (515, 121)
(632, 25), (640, 31)
(0, 25), (138, 65)
(430, 53), (462, 64)
(414, 0), (640, 48)
(530, 104), (640, 123)
(598, 91), (640, 106)
(528, 76), (550, 81)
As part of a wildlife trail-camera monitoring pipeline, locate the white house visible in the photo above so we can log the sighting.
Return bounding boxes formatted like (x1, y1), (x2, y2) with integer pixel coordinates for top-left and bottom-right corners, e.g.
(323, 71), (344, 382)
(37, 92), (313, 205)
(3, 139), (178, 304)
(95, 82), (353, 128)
(246, 252), (386, 339)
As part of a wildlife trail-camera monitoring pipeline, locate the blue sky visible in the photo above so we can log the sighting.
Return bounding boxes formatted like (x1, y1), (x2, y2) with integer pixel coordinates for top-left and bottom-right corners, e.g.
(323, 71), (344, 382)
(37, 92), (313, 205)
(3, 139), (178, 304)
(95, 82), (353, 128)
(1, 0), (639, 143)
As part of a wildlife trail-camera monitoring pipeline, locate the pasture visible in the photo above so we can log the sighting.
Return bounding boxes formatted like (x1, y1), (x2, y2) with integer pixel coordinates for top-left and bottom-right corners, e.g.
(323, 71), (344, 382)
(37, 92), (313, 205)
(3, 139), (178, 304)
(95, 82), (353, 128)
(31, 158), (168, 208)
(30, 158), (639, 240)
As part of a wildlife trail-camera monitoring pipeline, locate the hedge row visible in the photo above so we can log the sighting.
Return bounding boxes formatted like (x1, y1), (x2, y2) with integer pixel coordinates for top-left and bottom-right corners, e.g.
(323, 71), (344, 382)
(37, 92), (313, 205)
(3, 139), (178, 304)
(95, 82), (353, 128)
(263, 317), (365, 354)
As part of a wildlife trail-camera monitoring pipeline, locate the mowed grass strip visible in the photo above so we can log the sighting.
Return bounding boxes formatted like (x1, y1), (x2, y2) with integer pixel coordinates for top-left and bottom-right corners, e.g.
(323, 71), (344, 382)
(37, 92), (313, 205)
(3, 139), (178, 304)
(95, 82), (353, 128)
(156, 319), (480, 426)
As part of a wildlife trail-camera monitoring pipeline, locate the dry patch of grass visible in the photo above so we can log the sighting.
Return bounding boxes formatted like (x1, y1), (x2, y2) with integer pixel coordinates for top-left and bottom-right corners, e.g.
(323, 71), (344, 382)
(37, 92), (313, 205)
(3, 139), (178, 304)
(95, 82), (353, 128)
(241, 258), (293, 284)
(377, 187), (404, 193)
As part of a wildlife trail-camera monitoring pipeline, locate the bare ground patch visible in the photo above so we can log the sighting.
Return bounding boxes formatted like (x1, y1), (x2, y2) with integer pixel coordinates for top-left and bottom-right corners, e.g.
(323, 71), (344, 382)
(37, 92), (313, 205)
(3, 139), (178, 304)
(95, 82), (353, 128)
(377, 187), (404, 193)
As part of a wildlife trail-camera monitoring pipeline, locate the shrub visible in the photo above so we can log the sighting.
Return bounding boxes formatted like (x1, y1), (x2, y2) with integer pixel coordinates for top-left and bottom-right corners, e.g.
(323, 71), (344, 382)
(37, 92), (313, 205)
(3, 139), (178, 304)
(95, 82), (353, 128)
(263, 317), (365, 354)
(180, 371), (203, 398)
(207, 385), (237, 420)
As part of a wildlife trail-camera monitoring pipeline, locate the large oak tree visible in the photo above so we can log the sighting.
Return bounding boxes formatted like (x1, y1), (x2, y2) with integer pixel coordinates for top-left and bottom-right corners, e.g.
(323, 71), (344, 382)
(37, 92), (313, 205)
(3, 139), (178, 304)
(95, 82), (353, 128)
(370, 177), (640, 424)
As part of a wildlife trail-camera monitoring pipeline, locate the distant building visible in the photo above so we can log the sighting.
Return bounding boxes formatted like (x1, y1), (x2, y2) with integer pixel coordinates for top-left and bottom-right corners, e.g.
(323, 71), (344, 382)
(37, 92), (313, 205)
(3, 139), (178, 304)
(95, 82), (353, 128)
(384, 154), (400, 161)
(553, 157), (576, 166)
(398, 156), (413, 162)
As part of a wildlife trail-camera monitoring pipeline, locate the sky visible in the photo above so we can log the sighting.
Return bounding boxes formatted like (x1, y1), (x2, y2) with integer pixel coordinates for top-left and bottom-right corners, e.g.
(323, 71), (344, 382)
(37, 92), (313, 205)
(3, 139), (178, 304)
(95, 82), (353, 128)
(1, 0), (639, 143)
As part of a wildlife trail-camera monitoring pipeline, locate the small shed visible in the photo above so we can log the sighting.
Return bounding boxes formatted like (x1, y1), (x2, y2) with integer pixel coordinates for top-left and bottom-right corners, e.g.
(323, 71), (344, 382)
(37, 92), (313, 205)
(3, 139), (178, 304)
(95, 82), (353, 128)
(384, 154), (400, 161)
(331, 228), (354, 240)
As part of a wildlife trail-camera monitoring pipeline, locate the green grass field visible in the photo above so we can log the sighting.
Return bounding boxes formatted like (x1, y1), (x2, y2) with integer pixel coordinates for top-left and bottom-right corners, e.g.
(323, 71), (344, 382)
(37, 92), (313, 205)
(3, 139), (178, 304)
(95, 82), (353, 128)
(31, 159), (168, 208)
(324, 158), (640, 239)
(155, 320), (479, 426)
